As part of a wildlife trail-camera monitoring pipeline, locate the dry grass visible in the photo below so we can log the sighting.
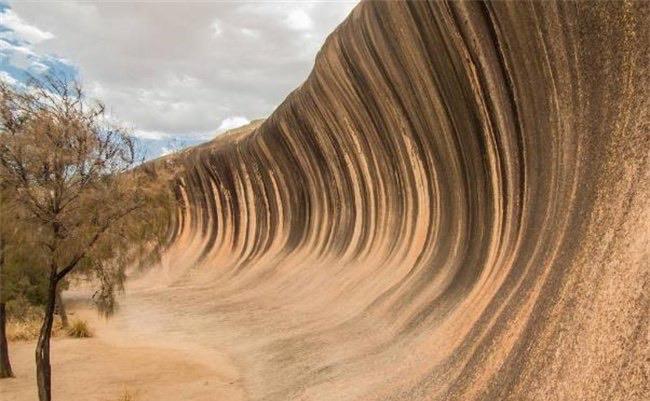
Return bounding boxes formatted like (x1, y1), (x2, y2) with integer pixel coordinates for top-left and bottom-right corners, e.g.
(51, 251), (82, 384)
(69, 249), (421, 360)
(112, 387), (138, 401)
(7, 317), (63, 342)
(66, 319), (93, 338)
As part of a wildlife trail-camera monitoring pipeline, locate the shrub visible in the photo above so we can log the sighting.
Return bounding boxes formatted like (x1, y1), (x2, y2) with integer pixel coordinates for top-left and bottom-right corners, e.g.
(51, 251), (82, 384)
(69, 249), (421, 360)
(66, 319), (92, 338)
(6, 303), (63, 342)
(7, 319), (43, 341)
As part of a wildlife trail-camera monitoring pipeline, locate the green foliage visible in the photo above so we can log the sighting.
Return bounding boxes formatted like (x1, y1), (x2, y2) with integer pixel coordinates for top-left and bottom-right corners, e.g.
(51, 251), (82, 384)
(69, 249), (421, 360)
(2, 263), (49, 308)
(5, 295), (43, 322)
(1, 182), (50, 317)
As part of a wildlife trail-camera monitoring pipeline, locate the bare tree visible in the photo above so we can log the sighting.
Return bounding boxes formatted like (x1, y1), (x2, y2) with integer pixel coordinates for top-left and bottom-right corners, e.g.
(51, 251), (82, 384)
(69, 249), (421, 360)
(0, 75), (171, 401)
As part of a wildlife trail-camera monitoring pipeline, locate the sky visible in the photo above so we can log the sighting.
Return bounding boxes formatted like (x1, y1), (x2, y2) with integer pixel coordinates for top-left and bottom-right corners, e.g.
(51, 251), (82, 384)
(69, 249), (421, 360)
(0, 0), (358, 159)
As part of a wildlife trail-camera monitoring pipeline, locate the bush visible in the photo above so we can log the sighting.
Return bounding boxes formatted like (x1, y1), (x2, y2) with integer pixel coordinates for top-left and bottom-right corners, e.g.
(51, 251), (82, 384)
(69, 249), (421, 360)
(6, 301), (63, 341)
(66, 319), (92, 338)
(5, 296), (40, 321)
(7, 319), (43, 341)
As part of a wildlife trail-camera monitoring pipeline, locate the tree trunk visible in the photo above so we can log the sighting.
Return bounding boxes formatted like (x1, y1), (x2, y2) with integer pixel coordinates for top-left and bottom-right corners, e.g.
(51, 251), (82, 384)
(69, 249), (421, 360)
(0, 233), (11, 379)
(55, 289), (68, 329)
(35, 274), (57, 401)
(0, 302), (13, 378)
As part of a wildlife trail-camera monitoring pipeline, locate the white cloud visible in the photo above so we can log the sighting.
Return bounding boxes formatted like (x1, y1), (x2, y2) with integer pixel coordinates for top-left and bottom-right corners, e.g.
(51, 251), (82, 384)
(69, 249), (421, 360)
(217, 116), (250, 133)
(211, 20), (222, 36)
(134, 129), (171, 140)
(29, 60), (49, 73)
(0, 40), (35, 69)
(0, 9), (54, 44)
(0, 71), (18, 86)
(240, 28), (259, 38)
(286, 9), (314, 31)
(7, 1), (359, 142)
(0, 39), (35, 56)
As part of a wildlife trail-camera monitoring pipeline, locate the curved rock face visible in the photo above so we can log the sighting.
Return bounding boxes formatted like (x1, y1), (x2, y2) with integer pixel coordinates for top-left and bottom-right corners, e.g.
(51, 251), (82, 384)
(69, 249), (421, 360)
(161, 1), (648, 400)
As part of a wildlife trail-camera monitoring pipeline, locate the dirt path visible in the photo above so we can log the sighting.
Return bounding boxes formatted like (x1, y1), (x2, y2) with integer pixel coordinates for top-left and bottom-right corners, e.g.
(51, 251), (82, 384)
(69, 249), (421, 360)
(0, 287), (246, 401)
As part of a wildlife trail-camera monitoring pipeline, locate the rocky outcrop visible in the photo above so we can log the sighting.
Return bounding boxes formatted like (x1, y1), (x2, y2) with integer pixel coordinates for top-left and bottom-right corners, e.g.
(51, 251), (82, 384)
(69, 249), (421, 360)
(161, 2), (649, 400)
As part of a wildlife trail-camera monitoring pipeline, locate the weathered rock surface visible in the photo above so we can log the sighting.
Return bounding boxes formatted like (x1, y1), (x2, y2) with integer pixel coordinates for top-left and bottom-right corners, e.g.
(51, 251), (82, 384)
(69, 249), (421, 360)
(158, 2), (649, 400)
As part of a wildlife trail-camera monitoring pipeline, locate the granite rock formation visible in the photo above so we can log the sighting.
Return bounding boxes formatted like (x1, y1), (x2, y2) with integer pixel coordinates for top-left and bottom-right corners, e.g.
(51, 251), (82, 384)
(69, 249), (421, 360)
(156, 2), (649, 400)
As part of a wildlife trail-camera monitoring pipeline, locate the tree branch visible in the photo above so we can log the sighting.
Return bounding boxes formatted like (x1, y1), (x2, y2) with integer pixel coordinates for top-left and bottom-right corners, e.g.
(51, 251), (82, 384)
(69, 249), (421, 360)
(54, 203), (144, 282)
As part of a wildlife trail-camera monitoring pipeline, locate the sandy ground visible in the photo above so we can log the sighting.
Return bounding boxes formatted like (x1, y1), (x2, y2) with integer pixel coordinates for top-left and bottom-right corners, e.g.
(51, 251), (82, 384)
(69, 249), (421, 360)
(0, 289), (245, 401)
